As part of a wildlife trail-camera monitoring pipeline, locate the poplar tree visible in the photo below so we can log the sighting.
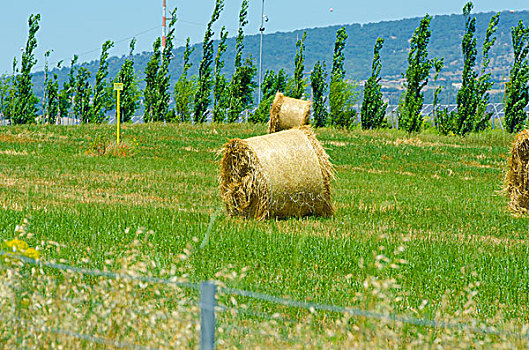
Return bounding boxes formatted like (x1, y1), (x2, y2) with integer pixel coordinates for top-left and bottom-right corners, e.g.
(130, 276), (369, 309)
(154, 9), (177, 122)
(90, 40), (114, 123)
(42, 50), (52, 124)
(45, 61), (61, 124)
(174, 38), (197, 122)
(399, 14), (435, 133)
(74, 67), (91, 123)
(453, 2), (500, 135)
(311, 61), (328, 127)
(58, 55), (78, 122)
(431, 58), (449, 134)
(3, 59), (18, 121)
(0, 73), (13, 122)
(504, 20), (529, 133)
(13, 14), (40, 124)
(213, 26), (229, 122)
(194, 0), (224, 123)
(329, 27), (358, 128)
(289, 31), (307, 99)
(227, 0), (256, 123)
(249, 69), (287, 123)
(113, 38), (140, 123)
(143, 38), (162, 122)
(361, 37), (387, 129)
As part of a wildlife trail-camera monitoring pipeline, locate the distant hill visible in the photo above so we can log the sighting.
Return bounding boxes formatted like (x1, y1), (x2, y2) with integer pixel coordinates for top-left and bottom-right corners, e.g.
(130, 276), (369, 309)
(31, 10), (529, 106)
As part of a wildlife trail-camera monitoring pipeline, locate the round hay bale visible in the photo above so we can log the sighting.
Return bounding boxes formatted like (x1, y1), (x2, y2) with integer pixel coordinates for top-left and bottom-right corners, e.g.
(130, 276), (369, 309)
(267, 92), (311, 134)
(505, 129), (529, 214)
(220, 126), (333, 219)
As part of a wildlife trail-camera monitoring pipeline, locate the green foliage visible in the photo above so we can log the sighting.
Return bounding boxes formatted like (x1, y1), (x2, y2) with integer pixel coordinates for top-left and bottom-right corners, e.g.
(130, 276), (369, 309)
(430, 58), (452, 135)
(289, 31), (307, 99)
(194, 0), (224, 123)
(0, 76), (8, 120)
(174, 76), (198, 123)
(311, 61), (328, 127)
(58, 55), (78, 121)
(227, 57), (256, 123)
(227, 0), (256, 123)
(0, 59), (17, 122)
(45, 63), (61, 124)
(141, 9), (177, 125)
(154, 9), (178, 122)
(329, 79), (359, 128)
(399, 14), (434, 133)
(0, 76), (11, 121)
(432, 58), (444, 116)
(504, 20), (529, 133)
(174, 39), (197, 123)
(331, 27), (347, 81)
(329, 27), (358, 127)
(361, 38), (387, 129)
(249, 69), (288, 123)
(213, 27), (229, 123)
(143, 38), (162, 123)
(73, 67), (91, 123)
(453, 3), (500, 135)
(13, 14), (40, 125)
(249, 95), (273, 124)
(234, 0), (248, 69)
(41, 50), (52, 124)
(113, 39), (140, 123)
(436, 108), (456, 135)
(263, 69), (288, 99)
(90, 40), (114, 123)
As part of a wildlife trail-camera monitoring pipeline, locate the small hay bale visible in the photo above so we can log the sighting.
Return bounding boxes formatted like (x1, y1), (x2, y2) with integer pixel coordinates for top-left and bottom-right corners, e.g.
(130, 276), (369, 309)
(267, 92), (311, 133)
(220, 126), (333, 219)
(505, 129), (529, 214)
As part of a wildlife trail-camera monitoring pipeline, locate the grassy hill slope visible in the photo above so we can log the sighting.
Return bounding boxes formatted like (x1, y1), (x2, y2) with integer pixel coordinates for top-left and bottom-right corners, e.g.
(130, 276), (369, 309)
(30, 10), (529, 105)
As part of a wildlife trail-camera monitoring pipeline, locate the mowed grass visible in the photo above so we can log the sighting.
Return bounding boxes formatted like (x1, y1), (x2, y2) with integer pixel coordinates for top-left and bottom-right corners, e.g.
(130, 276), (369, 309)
(0, 122), (528, 323)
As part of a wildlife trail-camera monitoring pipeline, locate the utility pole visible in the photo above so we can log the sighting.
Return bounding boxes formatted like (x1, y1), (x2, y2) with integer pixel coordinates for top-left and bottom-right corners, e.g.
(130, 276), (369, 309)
(258, 0), (265, 105)
(162, 0), (167, 49)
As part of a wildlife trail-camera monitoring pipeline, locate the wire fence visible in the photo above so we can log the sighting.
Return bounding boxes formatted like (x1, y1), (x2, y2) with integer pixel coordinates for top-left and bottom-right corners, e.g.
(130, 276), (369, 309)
(1, 250), (528, 349)
(3, 103), (529, 128)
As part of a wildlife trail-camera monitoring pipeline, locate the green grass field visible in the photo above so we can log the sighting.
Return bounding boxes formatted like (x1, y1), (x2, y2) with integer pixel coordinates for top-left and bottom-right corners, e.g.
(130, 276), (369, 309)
(0, 122), (528, 331)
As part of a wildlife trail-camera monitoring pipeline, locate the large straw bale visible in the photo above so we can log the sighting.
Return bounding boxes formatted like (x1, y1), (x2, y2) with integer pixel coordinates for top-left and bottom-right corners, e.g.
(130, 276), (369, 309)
(505, 129), (529, 214)
(220, 126), (333, 219)
(267, 92), (311, 133)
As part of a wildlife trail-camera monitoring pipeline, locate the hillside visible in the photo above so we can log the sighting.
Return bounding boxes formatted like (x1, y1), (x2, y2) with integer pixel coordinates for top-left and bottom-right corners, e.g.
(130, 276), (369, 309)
(31, 10), (529, 105)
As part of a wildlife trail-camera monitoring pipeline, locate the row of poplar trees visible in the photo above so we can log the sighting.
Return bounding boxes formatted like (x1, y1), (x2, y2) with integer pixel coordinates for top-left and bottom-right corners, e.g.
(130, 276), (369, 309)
(1, 1), (528, 134)
(358, 1), (529, 135)
(0, 13), (139, 125)
(0, 0), (363, 127)
(0, 1), (259, 125)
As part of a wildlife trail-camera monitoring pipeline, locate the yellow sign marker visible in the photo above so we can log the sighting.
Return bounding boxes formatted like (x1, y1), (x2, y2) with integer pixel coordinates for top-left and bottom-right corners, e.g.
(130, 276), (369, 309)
(114, 83), (123, 144)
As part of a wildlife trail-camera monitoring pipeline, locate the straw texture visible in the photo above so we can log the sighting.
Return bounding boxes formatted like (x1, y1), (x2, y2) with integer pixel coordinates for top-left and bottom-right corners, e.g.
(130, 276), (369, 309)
(267, 92), (311, 133)
(505, 129), (529, 214)
(220, 126), (333, 219)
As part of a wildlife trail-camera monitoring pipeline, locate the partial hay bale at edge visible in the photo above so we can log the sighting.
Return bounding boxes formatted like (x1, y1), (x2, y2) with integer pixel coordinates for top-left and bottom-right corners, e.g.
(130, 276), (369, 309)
(505, 129), (529, 215)
(267, 92), (311, 134)
(220, 126), (334, 220)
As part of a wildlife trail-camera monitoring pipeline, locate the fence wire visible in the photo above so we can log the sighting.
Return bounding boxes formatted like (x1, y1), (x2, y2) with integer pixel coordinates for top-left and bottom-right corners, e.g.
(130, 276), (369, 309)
(0, 314), (154, 350)
(1, 250), (528, 347)
(0, 250), (199, 290)
(220, 286), (523, 339)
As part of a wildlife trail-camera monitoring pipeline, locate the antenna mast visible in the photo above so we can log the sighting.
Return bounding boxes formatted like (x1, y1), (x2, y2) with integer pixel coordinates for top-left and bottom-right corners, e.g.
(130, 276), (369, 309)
(162, 0), (167, 49)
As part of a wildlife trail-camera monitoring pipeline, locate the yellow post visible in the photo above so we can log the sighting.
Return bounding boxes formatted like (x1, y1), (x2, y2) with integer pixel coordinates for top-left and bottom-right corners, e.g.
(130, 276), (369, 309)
(114, 83), (124, 144)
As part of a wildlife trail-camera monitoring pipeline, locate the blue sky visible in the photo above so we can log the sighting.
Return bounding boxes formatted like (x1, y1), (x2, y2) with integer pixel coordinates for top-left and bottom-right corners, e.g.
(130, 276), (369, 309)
(1, 0), (528, 74)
